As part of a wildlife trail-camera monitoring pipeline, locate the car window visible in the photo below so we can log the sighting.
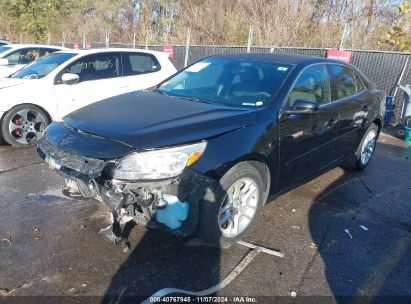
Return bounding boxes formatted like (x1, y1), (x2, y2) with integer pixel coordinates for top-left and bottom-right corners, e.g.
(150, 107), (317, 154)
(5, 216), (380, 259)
(11, 52), (77, 79)
(288, 65), (331, 107)
(4, 48), (40, 65)
(329, 65), (357, 100)
(39, 48), (60, 57)
(0, 46), (12, 54)
(63, 53), (121, 82)
(122, 53), (160, 76)
(354, 71), (366, 92)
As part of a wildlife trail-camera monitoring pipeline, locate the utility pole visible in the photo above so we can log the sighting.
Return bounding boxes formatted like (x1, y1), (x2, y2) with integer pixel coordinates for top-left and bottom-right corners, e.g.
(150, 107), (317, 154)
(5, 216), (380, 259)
(339, 23), (349, 50)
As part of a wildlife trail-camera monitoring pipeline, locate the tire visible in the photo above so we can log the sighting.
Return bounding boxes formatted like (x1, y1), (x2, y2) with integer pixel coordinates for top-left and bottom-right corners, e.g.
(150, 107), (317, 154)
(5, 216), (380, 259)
(394, 125), (405, 139)
(197, 162), (265, 247)
(343, 123), (378, 171)
(1, 104), (50, 147)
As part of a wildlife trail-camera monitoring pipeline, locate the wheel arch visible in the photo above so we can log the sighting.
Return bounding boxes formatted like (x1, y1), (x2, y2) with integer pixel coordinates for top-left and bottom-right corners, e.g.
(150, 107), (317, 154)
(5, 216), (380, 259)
(210, 154), (272, 205)
(1, 103), (53, 125)
(372, 117), (382, 134)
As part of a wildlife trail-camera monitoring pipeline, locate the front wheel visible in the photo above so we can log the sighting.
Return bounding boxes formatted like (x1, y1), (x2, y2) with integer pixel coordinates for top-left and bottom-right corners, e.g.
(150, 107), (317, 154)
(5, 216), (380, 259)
(1, 104), (50, 147)
(197, 162), (265, 247)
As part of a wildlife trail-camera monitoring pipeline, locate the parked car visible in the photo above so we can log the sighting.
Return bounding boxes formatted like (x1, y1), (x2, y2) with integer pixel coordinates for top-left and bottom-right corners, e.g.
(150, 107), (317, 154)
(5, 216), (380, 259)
(0, 48), (177, 146)
(0, 40), (11, 46)
(0, 44), (66, 78)
(37, 53), (384, 249)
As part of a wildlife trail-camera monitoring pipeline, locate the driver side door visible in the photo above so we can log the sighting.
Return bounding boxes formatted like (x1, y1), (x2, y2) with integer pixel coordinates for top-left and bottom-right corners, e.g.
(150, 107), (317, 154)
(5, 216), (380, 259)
(278, 64), (339, 191)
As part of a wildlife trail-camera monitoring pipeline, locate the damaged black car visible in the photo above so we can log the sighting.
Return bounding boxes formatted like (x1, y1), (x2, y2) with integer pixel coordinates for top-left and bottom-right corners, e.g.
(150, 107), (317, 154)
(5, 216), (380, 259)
(37, 53), (384, 250)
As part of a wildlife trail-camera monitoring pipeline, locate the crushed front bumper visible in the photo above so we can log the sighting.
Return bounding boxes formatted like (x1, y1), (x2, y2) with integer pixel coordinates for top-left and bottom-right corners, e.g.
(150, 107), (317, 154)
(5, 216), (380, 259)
(37, 139), (217, 236)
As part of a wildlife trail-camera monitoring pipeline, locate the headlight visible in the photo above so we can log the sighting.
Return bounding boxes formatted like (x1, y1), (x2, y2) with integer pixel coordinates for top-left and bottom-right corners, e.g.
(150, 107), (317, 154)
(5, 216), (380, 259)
(113, 141), (207, 180)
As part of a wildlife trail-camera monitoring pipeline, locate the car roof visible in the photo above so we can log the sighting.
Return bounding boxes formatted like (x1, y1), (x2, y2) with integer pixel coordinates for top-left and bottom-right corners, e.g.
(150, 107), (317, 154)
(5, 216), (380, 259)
(212, 52), (340, 66)
(60, 48), (168, 57)
(5, 44), (66, 49)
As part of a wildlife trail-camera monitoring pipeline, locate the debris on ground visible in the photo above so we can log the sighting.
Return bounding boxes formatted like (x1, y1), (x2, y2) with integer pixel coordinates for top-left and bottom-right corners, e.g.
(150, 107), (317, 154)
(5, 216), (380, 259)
(0, 283), (32, 296)
(1, 237), (12, 245)
(291, 225), (301, 229)
(292, 209), (296, 212)
(290, 291), (297, 297)
(0, 287), (17, 296)
(309, 242), (317, 250)
(360, 225), (369, 231)
(344, 229), (353, 239)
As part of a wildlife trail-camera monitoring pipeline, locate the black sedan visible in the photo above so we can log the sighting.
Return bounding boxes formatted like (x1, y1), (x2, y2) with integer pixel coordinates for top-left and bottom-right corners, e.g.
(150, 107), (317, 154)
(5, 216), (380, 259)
(37, 53), (384, 249)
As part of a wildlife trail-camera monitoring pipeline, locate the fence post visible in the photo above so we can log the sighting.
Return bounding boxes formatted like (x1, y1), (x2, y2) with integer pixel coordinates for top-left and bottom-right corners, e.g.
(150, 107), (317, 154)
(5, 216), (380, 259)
(19, 33), (22, 44)
(145, 30), (149, 50)
(247, 25), (253, 53)
(105, 29), (110, 48)
(82, 32), (86, 49)
(62, 32), (66, 47)
(47, 33), (51, 45)
(184, 27), (191, 67)
(392, 57), (409, 104)
(133, 33), (136, 48)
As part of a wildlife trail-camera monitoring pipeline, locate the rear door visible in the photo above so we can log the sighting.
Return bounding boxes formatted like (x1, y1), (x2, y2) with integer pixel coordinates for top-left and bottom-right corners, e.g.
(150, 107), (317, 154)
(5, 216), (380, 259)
(120, 52), (170, 92)
(278, 64), (339, 190)
(53, 52), (124, 118)
(328, 64), (370, 161)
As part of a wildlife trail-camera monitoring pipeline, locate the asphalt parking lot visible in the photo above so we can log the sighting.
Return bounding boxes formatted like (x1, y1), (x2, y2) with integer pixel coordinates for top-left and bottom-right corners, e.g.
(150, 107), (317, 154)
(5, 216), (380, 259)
(0, 133), (410, 303)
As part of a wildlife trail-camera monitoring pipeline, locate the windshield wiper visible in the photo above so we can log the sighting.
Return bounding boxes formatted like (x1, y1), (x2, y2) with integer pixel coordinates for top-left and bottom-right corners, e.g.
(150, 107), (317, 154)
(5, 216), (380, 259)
(177, 96), (213, 104)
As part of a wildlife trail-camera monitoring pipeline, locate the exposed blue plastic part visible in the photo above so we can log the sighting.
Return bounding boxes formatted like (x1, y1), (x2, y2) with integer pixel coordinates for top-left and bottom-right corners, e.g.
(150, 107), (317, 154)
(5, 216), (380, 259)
(156, 194), (189, 230)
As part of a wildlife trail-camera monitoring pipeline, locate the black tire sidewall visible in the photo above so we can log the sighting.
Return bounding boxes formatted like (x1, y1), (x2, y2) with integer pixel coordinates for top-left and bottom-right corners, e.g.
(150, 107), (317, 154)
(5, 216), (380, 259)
(1, 104), (50, 147)
(197, 162), (264, 247)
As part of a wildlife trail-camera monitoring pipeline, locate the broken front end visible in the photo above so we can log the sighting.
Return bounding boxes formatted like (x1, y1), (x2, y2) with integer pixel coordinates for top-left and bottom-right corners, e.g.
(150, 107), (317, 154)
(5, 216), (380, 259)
(37, 132), (217, 249)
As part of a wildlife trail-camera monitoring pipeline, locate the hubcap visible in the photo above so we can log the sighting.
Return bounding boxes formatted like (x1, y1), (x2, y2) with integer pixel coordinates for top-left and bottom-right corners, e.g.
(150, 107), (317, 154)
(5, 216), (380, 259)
(360, 129), (377, 165)
(8, 109), (47, 145)
(218, 177), (259, 238)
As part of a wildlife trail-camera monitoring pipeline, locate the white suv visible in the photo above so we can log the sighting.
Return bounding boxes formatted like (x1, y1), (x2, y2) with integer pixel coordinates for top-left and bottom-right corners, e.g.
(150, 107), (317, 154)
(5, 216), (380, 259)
(0, 44), (66, 78)
(0, 48), (177, 146)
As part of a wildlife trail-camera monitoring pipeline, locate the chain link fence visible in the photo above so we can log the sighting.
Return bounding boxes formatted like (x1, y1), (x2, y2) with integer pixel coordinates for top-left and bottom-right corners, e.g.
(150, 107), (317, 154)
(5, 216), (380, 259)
(52, 42), (411, 122)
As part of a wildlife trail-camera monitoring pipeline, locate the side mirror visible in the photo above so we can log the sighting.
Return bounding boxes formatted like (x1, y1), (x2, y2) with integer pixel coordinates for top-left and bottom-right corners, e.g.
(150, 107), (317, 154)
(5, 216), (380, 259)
(0, 58), (9, 66)
(284, 99), (319, 115)
(60, 73), (80, 84)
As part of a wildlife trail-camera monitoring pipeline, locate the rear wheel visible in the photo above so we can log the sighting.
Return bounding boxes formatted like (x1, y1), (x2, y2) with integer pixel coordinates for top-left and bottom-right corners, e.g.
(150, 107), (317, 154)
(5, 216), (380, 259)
(197, 162), (265, 247)
(1, 105), (50, 147)
(343, 123), (378, 171)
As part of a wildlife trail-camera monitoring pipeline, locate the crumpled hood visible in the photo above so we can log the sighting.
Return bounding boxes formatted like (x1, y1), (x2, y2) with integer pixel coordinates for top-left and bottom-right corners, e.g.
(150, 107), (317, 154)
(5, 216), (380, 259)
(63, 91), (258, 150)
(0, 77), (29, 89)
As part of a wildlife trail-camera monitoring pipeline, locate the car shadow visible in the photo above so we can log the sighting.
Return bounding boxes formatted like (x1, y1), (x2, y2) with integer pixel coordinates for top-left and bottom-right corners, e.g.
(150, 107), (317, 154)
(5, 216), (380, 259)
(308, 141), (411, 302)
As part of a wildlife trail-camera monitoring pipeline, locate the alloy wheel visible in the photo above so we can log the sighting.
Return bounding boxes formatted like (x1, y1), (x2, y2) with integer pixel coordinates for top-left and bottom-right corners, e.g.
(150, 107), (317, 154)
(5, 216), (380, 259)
(360, 129), (377, 166)
(8, 109), (47, 145)
(218, 177), (259, 238)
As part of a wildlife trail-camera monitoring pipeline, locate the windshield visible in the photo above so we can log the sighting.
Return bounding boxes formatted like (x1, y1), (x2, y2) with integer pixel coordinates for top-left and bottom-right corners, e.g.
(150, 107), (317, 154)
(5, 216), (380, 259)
(11, 52), (77, 79)
(157, 57), (293, 107)
(0, 46), (12, 54)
